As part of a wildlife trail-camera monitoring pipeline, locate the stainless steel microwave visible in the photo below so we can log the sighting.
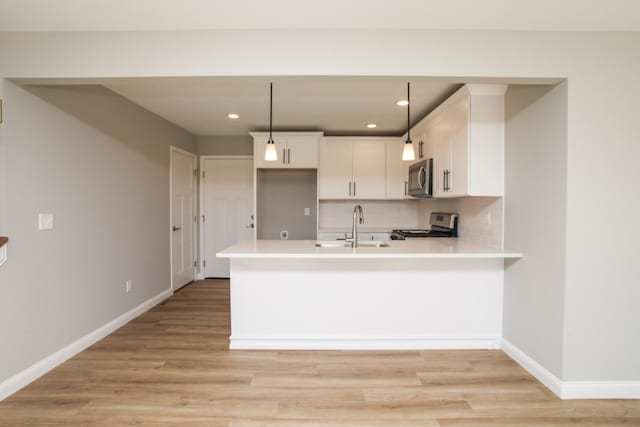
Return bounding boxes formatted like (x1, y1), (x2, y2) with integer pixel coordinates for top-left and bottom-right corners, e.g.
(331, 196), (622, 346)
(407, 159), (433, 198)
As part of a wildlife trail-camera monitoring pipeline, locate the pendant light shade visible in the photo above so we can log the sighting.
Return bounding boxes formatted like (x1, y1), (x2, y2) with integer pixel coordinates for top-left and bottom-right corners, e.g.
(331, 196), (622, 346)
(402, 82), (415, 161)
(264, 82), (277, 162)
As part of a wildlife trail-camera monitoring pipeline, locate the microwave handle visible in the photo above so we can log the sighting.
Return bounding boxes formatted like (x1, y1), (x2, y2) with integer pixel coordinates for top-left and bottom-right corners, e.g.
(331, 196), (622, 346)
(418, 166), (425, 189)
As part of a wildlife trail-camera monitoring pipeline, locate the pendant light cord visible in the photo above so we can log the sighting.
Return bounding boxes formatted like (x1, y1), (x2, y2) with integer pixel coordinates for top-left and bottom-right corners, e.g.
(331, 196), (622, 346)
(407, 82), (411, 142)
(269, 82), (273, 142)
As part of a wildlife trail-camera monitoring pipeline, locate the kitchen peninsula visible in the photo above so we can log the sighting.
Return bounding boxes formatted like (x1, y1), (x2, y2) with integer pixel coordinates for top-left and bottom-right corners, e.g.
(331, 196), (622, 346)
(217, 239), (522, 350)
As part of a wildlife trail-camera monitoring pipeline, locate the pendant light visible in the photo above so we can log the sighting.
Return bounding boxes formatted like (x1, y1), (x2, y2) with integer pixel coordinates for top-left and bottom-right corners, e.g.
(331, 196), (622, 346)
(402, 82), (415, 161)
(264, 82), (278, 161)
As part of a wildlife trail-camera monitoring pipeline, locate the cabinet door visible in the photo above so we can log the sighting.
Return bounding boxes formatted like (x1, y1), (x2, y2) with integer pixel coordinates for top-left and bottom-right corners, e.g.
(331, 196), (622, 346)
(448, 97), (469, 196)
(254, 136), (288, 169)
(432, 113), (451, 197)
(385, 141), (406, 199)
(286, 136), (319, 168)
(318, 141), (353, 199)
(352, 142), (386, 199)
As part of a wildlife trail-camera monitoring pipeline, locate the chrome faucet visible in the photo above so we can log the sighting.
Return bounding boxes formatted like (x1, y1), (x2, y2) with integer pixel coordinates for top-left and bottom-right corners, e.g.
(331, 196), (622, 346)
(348, 205), (365, 248)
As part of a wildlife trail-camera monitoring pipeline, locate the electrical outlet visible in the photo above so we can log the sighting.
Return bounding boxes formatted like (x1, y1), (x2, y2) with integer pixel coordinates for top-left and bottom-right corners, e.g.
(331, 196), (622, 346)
(304, 208), (310, 216)
(280, 230), (288, 240)
(125, 280), (132, 293)
(38, 213), (54, 230)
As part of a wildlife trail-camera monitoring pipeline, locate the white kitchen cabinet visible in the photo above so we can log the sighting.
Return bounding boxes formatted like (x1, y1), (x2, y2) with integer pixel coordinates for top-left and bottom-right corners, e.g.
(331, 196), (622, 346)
(426, 84), (506, 198)
(252, 132), (321, 169)
(318, 138), (387, 199)
(386, 139), (409, 199)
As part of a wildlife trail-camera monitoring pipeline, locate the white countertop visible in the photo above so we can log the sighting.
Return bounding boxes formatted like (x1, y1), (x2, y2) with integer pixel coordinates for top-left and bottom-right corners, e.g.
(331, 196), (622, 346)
(217, 239), (523, 259)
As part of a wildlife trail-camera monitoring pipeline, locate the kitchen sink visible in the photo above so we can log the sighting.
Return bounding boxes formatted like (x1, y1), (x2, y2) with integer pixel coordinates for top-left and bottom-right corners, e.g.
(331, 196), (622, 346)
(314, 241), (389, 248)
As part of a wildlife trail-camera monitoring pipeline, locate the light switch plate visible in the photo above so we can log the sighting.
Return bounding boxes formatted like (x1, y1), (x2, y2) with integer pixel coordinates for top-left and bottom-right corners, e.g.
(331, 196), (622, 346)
(38, 213), (54, 230)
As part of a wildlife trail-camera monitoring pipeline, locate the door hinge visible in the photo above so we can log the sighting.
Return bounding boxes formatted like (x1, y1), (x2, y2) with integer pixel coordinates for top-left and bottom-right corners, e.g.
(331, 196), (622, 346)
(194, 169), (198, 177)
(203, 260), (206, 267)
(202, 215), (205, 223)
(194, 260), (197, 267)
(202, 170), (206, 179)
(194, 215), (197, 222)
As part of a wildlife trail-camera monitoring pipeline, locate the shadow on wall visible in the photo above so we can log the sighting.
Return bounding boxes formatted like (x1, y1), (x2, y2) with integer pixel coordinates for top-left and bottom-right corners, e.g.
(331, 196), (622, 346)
(18, 84), (195, 163)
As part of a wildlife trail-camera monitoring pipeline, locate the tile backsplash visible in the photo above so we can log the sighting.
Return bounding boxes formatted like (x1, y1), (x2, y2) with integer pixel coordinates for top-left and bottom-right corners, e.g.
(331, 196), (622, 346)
(319, 200), (419, 231)
(418, 197), (504, 248)
(318, 197), (504, 247)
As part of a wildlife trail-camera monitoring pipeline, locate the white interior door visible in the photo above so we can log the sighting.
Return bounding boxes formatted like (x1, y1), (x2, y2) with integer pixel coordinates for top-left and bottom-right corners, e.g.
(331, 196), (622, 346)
(203, 158), (254, 278)
(170, 147), (196, 291)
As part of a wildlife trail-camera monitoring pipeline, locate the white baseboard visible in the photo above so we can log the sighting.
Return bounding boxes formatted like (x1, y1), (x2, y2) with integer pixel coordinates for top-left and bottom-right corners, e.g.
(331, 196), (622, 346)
(230, 336), (501, 350)
(0, 287), (173, 401)
(501, 338), (640, 399)
(561, 381), (640, 399)
(500, 338), (563, 397)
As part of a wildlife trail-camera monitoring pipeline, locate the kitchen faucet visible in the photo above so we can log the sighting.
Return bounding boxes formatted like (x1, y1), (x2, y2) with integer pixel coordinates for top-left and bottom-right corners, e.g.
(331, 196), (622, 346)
(347, 205), (365, 248)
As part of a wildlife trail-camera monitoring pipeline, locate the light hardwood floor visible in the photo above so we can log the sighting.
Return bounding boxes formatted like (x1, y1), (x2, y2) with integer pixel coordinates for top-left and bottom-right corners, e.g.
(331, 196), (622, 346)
(1, 279), (638, 426)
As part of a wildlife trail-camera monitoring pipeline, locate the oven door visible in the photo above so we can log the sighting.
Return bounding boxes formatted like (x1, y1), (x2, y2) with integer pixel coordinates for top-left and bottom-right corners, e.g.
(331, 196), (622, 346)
(407, 159), (432, 197)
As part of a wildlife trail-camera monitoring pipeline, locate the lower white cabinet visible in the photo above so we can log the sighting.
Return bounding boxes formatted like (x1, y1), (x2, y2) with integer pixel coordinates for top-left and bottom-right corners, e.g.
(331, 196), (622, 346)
(317, 232), (391, 241)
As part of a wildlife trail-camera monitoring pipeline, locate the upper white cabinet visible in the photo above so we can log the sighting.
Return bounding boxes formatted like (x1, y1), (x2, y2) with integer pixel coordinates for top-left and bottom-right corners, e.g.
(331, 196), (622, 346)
(252, 132), (321, 169)
(416, 84), (507, 198)
(318, 138), (389, 199)
(386, 139), (410, 199)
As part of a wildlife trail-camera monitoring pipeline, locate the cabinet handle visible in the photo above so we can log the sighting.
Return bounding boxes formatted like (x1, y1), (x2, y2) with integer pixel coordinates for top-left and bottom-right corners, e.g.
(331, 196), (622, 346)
(287, 148), (291, 164)
(349, 181), (352, 196)
(404, 181), (408, 196)
(419, 141), (423, 158)
(282, 149), (286, 165)
(353, 182), (356, 197)
(443, 171), (446, 192)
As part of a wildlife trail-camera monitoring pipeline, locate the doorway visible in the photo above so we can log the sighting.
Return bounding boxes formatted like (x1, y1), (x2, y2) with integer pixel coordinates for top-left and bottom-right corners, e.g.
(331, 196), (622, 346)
(170, 146), (197, 291)
(200, 156), (254, 278)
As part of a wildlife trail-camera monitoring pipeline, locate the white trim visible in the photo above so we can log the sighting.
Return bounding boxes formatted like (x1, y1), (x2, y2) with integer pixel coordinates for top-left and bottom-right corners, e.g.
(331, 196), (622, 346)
(0, 243), (6, 266)
(501, 338), (640, 399)
(0, 287), (172, 401)
(200, 155), (253, 160)
(230, 336), (501, 350)
(500, 338), (563, 397)
(199, 155), (254, 278)
(170, 145), (197, 291)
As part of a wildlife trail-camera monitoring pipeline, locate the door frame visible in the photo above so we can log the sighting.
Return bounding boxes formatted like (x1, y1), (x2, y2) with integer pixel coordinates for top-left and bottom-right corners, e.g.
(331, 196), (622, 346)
(198, 155), (253, 280)
(169, 145), (198, 291)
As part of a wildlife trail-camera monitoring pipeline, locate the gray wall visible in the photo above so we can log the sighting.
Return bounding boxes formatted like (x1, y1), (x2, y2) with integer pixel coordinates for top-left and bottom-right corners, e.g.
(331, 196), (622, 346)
(503, 83), (568, 378)
(257, 169), (317, 240)
(197, 135), (252, 155)
(0, 83), (195, 383)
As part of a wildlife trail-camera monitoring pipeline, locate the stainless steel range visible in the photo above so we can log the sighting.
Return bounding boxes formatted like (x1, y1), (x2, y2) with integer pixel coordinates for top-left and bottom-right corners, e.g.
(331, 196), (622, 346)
(390, 212), (458, 240)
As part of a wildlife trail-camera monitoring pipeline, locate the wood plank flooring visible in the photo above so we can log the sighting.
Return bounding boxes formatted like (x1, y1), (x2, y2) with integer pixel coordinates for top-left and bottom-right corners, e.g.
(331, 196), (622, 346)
(1, 279), (638, 426)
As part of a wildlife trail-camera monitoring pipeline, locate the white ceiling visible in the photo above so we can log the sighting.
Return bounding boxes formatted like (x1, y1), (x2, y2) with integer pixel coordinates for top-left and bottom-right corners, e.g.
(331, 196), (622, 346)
(102, 76), (462, 137)
(1, 0), (639, 32)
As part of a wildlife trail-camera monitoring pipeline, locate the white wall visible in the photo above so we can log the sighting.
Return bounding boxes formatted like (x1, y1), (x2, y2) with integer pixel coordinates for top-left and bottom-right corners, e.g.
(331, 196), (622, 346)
(0, 29), (639, 385)
(503, 83), (568, 378)
(0, 83), (195, 383)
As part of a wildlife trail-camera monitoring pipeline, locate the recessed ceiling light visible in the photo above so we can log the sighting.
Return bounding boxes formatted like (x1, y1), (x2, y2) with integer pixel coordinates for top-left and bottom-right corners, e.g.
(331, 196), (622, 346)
(366, 123), (377, 129)
(396, 100), (409, 106)
(227, 113), (240, 119)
